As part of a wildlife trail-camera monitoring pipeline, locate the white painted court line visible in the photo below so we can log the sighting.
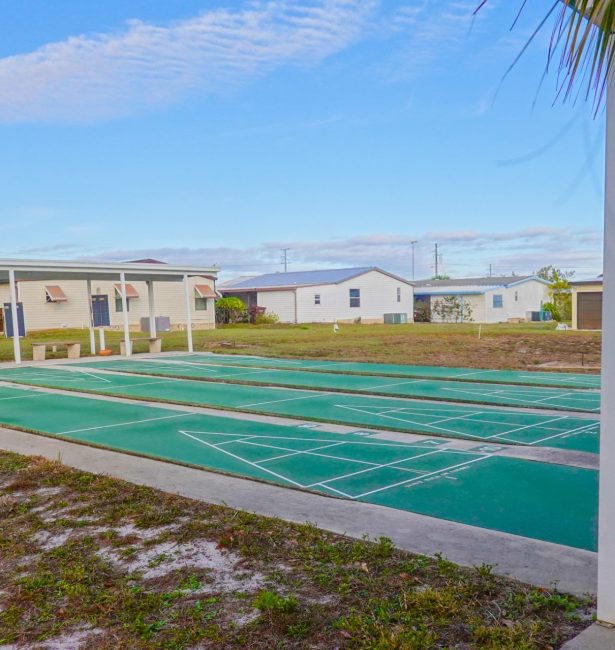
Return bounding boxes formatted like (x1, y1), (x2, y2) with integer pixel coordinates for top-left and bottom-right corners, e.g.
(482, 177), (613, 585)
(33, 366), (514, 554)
(253, 441), (354, 465)
(485, 416), (568, 440)
(353, 455), (492, 500)
(334, 404), (489, 440)
(0, 393), (47, 401)
(59, 412), (193, 435)
(178, 430), (306, 489)
(521, 422), (599, 446)
(239, 392), (329, 408)
(180, 429), (434, 450)
(360, 378), (430, 391)
(307, 449), (448, 489)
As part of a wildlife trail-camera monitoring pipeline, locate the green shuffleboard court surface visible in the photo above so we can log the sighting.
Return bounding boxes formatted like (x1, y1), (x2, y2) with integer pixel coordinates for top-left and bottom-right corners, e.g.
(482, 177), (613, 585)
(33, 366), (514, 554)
(0, 384), (598, 550)
(0, 366), (599, 453)
(71, 357), (601, 413)
(157, 353), (601, 389)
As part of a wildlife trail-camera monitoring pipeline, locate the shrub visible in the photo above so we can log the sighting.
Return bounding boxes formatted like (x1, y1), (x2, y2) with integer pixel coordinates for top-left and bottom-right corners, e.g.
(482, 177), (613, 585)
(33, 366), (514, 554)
(215, 297), (248, 324)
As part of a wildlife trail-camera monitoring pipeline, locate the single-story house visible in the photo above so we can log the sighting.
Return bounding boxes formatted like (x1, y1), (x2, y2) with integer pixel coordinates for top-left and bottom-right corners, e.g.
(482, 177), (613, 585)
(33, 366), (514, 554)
(0, 258), (219, 334)
(570, 275), (603, 330)
(412, 275), (551, 324)
(220, 267), (414, 324)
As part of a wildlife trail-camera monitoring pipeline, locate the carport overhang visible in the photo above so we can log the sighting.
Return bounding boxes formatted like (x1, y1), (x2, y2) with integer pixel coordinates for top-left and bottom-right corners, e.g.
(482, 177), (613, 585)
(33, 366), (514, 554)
(0, 258), (219, 364)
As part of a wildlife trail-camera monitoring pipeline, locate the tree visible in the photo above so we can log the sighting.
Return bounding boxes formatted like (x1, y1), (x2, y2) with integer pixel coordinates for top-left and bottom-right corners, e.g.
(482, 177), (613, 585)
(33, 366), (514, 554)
(477, 1), (615, 109)
(431, 296), (474, 323)
(535, 266), (575, 322)
(215, 297), (247, 324)
(430, 274), (451, 280)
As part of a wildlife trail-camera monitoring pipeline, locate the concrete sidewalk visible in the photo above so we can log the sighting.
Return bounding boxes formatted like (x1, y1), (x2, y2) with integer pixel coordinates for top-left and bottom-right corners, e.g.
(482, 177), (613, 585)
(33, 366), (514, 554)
(0, 426), (597, 596)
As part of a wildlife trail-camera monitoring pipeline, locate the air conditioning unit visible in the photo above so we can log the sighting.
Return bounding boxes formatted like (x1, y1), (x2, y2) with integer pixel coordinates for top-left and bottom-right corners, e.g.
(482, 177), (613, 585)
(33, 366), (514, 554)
(383, 313), (408, 324)
(140, 316), (171, 332)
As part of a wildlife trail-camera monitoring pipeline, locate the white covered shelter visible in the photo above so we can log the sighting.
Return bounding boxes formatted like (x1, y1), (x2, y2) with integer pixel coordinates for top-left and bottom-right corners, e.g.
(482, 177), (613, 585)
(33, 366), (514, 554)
(0, 258), (219, 364)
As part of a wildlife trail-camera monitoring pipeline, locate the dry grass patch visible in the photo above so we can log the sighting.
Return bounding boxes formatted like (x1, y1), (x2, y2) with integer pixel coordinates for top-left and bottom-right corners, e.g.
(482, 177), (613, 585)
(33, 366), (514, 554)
(0, 451), (595, 649)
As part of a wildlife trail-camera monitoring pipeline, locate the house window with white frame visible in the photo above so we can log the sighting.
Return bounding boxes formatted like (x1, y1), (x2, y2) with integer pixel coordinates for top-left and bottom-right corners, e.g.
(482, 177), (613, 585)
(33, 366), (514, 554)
(514, 290), (518, 302)
(314, 294), (321, 305)
(493, 294), (503, 308)
(396, 287), (401, 303)
(349, 288), (360, 308)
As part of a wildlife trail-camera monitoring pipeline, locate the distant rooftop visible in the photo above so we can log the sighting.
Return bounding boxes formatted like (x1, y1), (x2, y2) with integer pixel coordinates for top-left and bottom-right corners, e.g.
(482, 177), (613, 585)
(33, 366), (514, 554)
(413, 275), (535, 289)
(221, 267), (410, 290)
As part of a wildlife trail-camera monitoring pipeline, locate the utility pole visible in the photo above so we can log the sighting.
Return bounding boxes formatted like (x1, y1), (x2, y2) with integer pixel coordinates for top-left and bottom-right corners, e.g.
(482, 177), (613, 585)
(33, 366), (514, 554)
(434, 243), (439, 277)
(281, 248), (290, 273)
(489, 264), (492, 277)
(411, 240), (418, 281)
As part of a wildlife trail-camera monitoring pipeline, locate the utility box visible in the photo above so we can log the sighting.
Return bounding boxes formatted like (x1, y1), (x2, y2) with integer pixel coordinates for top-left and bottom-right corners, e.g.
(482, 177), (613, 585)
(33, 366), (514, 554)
(383, 313), (408, 325)
(140, 316), (171, 333)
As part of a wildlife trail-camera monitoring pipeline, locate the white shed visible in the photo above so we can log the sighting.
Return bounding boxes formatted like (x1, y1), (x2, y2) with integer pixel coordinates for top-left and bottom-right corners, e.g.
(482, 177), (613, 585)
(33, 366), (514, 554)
(412, 275), (550, 324)
(220, 267), (414, 324)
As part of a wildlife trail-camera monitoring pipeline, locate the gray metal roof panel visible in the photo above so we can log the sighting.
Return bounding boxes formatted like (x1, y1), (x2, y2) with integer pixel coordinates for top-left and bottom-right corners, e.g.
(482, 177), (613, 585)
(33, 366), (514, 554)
(222, 267), (383, 290)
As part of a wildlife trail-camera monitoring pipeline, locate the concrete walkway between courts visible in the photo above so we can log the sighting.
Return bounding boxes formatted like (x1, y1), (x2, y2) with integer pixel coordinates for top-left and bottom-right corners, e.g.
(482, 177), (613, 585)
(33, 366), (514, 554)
(0, 426), (596, 597)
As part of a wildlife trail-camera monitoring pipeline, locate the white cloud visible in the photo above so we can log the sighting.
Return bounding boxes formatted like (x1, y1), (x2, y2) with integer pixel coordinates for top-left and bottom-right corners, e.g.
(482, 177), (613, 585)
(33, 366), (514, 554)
(19, 227), (600, 279)
(0, 0), (376, 122)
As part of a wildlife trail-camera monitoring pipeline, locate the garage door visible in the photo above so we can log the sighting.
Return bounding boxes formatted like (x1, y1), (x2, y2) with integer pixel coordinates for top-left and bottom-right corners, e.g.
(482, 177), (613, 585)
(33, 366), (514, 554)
(577, 292), (603, 330)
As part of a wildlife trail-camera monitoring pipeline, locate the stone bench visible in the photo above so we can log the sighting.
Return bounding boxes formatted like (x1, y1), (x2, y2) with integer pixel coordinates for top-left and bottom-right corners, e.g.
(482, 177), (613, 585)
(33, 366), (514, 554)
(32, 341), (81, 361)
(120, 337), (162, 355)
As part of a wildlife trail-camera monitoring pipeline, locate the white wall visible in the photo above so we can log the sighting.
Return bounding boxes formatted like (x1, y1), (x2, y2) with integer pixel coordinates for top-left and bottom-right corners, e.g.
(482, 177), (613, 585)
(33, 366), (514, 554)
(0, 276), (216, 332)
(484, 280), (549, 323)
(295, 270), (414, 323)
(256, 290), (297, 323)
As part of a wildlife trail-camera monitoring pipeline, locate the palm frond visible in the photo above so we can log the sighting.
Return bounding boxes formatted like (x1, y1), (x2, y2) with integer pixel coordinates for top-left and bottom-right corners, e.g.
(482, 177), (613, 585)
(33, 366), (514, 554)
(479, 0), (615, 109)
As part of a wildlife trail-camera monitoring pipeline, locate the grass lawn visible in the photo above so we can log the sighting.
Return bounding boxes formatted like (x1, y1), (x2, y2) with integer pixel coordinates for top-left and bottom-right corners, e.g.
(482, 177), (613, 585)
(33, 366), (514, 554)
(0, 451), (594, 649)
(0, 322), (601, 369)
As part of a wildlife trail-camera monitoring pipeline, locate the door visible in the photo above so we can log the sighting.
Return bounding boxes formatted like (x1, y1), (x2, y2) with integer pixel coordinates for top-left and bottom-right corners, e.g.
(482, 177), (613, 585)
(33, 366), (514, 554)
(91, 295), (110, 327)
(577, 292), (602, 330)
(4, 302), (25, 337)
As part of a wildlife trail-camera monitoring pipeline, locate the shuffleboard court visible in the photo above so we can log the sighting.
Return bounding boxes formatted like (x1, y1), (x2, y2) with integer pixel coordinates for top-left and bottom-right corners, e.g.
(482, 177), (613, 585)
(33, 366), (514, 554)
(151, 353), (601, 389)
(0, 384), (598, 550)
(0, 366), (600, 453)
(70, 357), (601, 413)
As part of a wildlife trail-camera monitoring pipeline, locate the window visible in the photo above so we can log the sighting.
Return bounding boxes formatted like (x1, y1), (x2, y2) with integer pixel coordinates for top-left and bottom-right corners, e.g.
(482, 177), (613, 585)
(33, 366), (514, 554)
(195, 297), (208, 311)
(115, 297), (130, 312)
(493, 294), (503, 309)
(314, 294), (321, 305)
(396, 287), (401, 303)
(514, 291), (519, 302)
(349, 288), (360, 308)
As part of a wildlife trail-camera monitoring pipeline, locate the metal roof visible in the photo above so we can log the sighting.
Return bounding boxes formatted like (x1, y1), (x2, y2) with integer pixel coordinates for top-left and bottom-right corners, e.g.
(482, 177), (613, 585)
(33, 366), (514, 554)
(569, 275), (603, 286)
(0, 258), (218, 283)
(222, 267), (411, 290)
(413, 275), (528, 288)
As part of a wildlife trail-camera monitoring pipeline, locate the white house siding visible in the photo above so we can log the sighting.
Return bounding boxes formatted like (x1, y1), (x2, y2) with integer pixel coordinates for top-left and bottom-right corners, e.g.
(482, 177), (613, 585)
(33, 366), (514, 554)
(483, 281), (549, 323)
(428, 294), (485, 323)
(256, 290), (297, 323)
(296, 271), (414, 324)
(0, 276), (216, 333)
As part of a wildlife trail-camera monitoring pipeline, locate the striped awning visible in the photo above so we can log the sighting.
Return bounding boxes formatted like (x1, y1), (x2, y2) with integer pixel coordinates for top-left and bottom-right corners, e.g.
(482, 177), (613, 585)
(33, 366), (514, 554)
(114, 283), (139, 299)
(194, 284), (217, 299)
(45, 285), (67, 302)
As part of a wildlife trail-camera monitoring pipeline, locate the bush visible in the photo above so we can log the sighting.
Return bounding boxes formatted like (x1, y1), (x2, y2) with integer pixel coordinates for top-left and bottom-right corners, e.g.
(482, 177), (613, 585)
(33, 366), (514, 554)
(215, 297), (248, 324)
(253, 310), (279, 325)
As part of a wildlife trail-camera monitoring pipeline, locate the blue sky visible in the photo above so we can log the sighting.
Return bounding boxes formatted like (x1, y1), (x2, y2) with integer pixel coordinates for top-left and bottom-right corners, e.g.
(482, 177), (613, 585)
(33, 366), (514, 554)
(0, 0), (605, 280)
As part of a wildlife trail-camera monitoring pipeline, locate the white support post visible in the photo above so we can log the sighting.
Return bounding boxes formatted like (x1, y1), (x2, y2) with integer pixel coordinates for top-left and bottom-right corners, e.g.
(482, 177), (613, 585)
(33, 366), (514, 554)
(183, 274), (194, 353)
(8, 268), (21, 365)
(598, 75), (615, 625)
(147, 280), (157, 338)
(86, 279), (96, 355)
(120, 272), (131, 357)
